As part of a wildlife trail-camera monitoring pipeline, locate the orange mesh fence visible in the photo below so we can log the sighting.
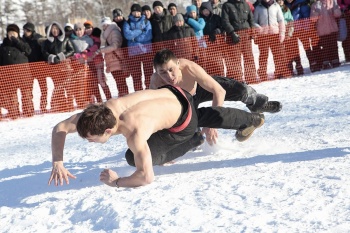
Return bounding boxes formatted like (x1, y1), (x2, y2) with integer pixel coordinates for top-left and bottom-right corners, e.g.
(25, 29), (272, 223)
(0, 17), (346, 120)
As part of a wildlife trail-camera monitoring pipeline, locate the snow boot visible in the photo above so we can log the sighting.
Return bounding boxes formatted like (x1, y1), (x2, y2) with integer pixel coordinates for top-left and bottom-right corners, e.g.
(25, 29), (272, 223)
(235, 113), (265, 142)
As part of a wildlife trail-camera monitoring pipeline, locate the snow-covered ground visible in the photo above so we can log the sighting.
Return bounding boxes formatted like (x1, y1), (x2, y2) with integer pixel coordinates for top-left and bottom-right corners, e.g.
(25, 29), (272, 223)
(1, 64), (350, 232)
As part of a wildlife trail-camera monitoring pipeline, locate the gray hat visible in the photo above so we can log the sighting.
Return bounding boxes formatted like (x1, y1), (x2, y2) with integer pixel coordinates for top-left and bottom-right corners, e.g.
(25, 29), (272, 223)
(173, 13), (184, 23)
(74, 22), (85, 30)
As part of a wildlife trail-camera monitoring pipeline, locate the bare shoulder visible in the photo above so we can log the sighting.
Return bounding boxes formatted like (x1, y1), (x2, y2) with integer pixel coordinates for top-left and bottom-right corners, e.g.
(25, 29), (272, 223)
(179, 58), (207, 76)
(150, 72), (167, 89)
(55, 112), (82, 133)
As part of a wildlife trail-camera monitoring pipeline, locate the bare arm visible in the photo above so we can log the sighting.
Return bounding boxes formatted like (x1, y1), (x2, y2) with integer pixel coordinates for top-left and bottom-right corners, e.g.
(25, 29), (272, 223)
(186, 60), (226, 146)
(48, 113), (81, 186)
(100, 124), (156, 188)
(118, 132), (155, 187)
(186, 60), (226, 107)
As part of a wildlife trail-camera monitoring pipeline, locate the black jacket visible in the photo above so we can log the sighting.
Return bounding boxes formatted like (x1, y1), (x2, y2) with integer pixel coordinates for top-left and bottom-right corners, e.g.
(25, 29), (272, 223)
(22, 32), (45, 62)
(221, 0), (255, 34)
(41, 22), (75, 62)
(163, 25), (197, 61)
(115, 18), (128, 48)
(150, 9), (173, 42)
(0, 37), (31, 65)
(200, 2), (224, 36)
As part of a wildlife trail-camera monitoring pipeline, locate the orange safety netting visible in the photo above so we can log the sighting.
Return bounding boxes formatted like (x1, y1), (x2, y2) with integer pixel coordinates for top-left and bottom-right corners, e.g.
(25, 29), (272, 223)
(0, 17), (346, 119)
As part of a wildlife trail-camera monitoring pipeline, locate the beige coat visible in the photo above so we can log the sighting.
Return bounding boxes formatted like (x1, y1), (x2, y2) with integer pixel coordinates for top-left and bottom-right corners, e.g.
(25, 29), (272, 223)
(100, 23), (123, 73)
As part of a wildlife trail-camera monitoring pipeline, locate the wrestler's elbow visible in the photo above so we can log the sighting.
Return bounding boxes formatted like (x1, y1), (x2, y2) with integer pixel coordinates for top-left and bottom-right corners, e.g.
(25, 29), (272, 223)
(141, 173), (155, 186)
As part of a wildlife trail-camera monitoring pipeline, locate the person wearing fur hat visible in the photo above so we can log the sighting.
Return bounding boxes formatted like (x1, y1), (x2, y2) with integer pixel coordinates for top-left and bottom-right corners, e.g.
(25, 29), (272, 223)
(96, 17), (128, 97)
(41, 21), (75, 112)
(22, 22), (49, 113)
(150, 0), (173, 42)
(0, 23), (33, 118)
(123, 3), (153, 90)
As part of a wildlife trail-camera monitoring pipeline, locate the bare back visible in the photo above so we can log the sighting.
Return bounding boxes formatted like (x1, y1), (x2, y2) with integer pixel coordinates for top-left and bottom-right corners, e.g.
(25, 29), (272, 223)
(105, 88), (183, 138)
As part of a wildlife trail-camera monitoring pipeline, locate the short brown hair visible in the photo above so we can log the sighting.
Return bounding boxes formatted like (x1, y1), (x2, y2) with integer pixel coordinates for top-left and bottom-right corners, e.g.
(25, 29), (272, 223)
(153, 49), (178, 68)
(76, 104), (117, 138)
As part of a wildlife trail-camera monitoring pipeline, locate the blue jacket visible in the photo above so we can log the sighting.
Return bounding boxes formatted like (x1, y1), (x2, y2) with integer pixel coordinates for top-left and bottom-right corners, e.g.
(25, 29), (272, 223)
(285, 0), (311, 31)
(187, 17), (207, 48)
(123, 15), (152, 56)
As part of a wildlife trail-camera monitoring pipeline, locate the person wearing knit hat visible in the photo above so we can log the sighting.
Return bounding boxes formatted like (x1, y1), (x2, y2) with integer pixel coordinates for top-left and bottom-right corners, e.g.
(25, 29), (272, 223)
(23, 22), (35, 32)
(74, 22), (85, 31)
(168, 3), (177, 16)
(172, 13), (184, 24)
(150, 0), (173, 43)
(83, 20), (94, 36)
(130, 3), (142, 13)
(186, 5), (197, 14)
(153, 1), (164, 9)
(113, 8), (123, 18)
(84, 20), (93, 28)
(142, 5), (152, 20)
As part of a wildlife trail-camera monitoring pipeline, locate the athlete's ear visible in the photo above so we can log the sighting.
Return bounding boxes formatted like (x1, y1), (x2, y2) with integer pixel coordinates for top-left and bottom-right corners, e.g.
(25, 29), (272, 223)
(105, 128), (112, 135)
(177, 60), (180, 65)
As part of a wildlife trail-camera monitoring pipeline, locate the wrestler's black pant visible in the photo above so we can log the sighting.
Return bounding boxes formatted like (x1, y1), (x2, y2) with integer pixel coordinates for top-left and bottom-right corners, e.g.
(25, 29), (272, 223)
(194, 76), (264, 110)
(125, 106), (257, 166)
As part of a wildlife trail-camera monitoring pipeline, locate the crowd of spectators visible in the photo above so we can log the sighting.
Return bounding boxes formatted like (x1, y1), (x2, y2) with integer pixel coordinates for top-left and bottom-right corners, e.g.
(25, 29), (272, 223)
(1, 0), (350, 119)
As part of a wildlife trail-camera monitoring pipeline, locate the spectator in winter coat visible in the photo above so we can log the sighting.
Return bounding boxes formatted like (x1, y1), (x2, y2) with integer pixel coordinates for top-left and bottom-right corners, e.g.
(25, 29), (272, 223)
(0, 24), (33, 118)
(337, 0), (350, 62)
(200, 1), (225, 76)
(112, 8), (128, 48)
(185, 5), (208, 71)
(97, 17), (128, 96)
(163, 13), (196, 60)
(71, 22), (94, 54)
(123, 3), (153, 90)
(311, 0), (342, 69)
(83, 27), (112, 103)
(42, 21), (75, 112)
(168, 3), (178, 16)
(150, 1), (173, 43)
(285, 0), (318, 72)
(22, 22), (49, 113)
(112, 8), (129, 89)
(70, 22), (94, 108)
(254, 0), (290, 80)
(221, 0), (258, 83)
(278, 0), (304, 75)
